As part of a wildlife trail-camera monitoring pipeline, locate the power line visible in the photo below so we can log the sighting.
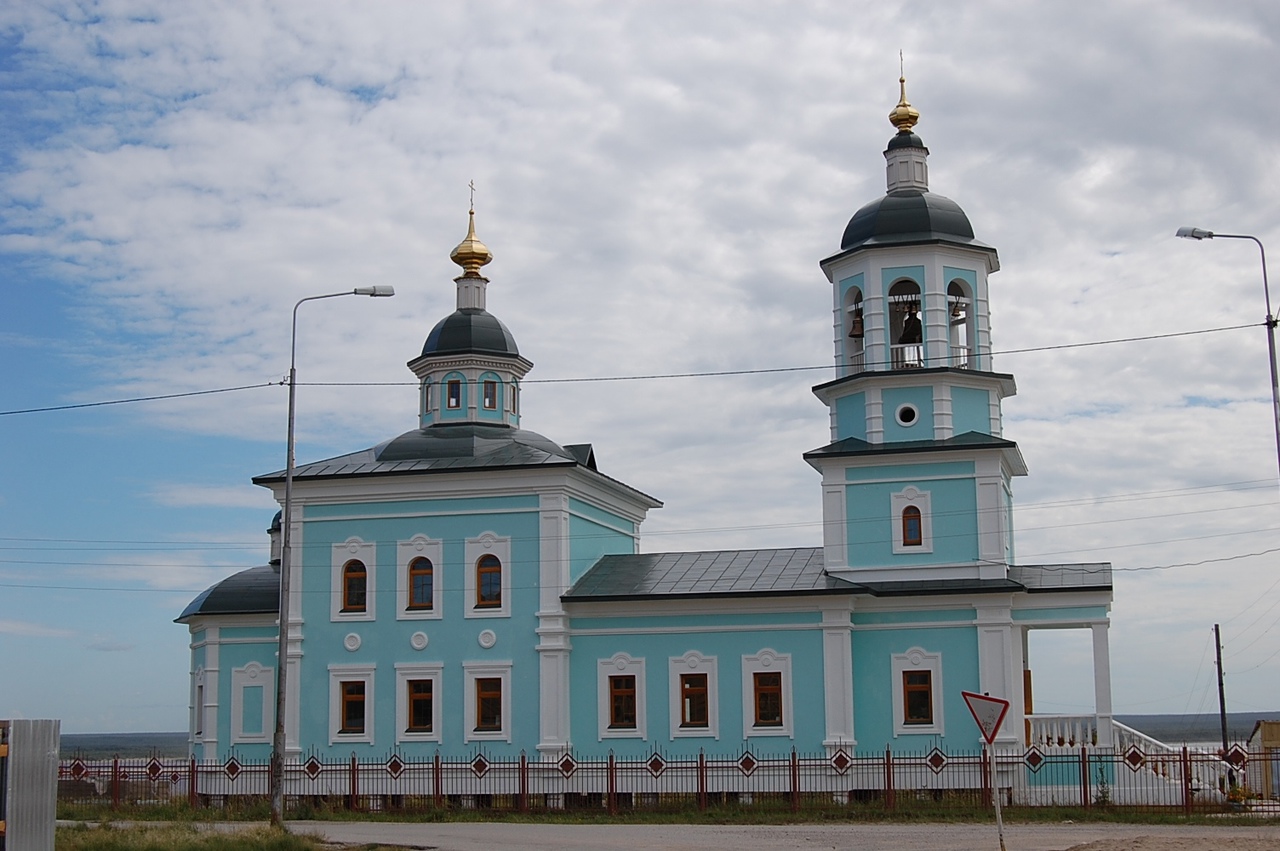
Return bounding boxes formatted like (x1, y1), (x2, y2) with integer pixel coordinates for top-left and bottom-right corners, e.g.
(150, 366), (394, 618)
(0, 382), (279, 416)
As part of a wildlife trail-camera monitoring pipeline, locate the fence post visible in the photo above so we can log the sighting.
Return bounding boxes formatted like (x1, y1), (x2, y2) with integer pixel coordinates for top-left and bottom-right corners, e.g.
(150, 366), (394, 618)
(519, 751), (529, 813)
(347, 753), (358, 811)
(1181, 747), (1193, 815)
(790, 748), (800, 813)
(698, 750), (707, 811)
(884, 746), (895, 811)
(1080, 747), (1091, 808)
(607, 751), (618, 816)
(433, 753), (444, 810)
(111, 756), (121, 809)
(188, 757), (198, 809)
(981, 745), (992, 810)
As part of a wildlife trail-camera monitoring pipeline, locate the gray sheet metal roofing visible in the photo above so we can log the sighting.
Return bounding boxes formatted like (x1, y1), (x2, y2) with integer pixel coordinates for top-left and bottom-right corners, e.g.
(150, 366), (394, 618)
(175, 564), (280, 621)
(565, 548), (848, 601)
(803, 431), (1019, 462)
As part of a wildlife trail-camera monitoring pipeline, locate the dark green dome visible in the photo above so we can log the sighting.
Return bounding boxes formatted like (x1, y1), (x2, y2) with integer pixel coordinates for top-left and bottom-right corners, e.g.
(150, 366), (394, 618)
(421, 308), (520, 358)
(840, 190), (988, 253)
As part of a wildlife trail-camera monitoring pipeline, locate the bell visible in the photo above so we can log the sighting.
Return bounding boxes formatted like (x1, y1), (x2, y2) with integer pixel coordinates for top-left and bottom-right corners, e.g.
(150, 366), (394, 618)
(950, 300), (964, 318)
(849, 314), (864, 338)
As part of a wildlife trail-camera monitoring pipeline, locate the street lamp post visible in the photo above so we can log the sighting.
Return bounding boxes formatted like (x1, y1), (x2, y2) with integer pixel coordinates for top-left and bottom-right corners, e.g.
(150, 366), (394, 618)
(1176, 227), (1279, 485)
(270, 285), (395, 826)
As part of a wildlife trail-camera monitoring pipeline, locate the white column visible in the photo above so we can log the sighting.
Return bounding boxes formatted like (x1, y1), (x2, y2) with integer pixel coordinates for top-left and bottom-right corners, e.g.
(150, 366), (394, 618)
(820, 601), (856, 750)
(1092, 623), (1114, 747)
(976, 602), (1019, 745)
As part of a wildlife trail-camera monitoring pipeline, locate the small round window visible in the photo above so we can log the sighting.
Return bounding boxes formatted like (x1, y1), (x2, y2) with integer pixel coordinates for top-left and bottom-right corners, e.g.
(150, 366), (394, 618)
(896, 404), (919, 426)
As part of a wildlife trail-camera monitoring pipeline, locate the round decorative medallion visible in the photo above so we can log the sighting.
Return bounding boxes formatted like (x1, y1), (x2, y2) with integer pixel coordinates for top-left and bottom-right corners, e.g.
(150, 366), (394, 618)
(614, 656), (629, 671)
(414, 539), (426, 552)
(343, 633), (362, 652)
(346, 541), (361, 554)
(907, 649), (924, 666)
(478, 629), (497, 649)
(760, 655), (773, 668)
(410, 631), (429, 651)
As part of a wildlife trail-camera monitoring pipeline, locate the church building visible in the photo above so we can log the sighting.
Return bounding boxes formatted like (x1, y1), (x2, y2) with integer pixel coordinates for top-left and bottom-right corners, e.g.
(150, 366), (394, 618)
(178, 82), (1114, 767)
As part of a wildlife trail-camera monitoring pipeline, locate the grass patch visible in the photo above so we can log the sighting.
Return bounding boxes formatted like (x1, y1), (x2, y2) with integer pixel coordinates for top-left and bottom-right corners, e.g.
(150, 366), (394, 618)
(55, 823), (325, 850)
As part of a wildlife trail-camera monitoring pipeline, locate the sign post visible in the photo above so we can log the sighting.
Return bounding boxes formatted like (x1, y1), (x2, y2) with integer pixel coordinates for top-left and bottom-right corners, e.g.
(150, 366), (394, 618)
(962, 691), (1011, 851)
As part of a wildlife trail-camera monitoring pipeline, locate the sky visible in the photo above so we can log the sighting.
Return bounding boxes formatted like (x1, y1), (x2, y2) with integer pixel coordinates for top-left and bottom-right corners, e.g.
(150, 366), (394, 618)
(1, 1), (1279, 734)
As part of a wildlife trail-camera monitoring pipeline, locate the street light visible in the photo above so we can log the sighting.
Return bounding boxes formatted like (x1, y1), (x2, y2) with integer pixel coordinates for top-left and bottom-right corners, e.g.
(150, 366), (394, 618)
(270, 285), (395, 826)
(1176, 227), (1279, 484)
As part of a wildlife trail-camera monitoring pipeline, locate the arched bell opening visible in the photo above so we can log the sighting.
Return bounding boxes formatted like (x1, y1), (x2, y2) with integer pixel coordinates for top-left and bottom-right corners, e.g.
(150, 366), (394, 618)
(947, 280), (973, 369)
(842, 286), (865, 373)
(888, 279), (923, 369)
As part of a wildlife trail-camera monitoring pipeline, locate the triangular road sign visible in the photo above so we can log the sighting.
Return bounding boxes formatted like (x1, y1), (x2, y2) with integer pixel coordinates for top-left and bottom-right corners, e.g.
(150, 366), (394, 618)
(962, 691), (1010, 745)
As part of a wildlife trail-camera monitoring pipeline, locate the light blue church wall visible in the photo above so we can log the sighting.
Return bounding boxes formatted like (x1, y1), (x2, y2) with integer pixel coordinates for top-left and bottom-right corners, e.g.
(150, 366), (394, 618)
(477, 372), (505, 423)
(438, 371), (468, 423)
(569, 498), (637, 584)
(942, 267), (976, 293)
(950, 387), (991, 436)
(835, 392), (867, 441)
(851, 625), (981, 751)
(844, 462), (978, 566)
(881, 387), (934, 442)
(881, 266), (925, 294)
(567, 610), (826, 758)
(296, 497), (544, 757)
(212, 627), (278, 760)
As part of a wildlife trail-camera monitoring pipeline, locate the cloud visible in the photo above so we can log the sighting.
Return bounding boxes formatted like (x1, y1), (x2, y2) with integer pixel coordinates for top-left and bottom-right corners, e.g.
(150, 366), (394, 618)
(0, 619), (74, 638)
(149, 483), (277, 510)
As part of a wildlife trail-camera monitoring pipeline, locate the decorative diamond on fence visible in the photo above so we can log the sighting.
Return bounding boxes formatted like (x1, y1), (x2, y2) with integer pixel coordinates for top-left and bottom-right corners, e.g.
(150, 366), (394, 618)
(147, 758), (163, 782)
(737, 752), (758, 777)
(69, 759), (88, 780)
(471, 754), (490, 778)
(830, 749), (851, 775)
(169, 772), (182, 785)
(304, 756), (323, 779)
(386, 755), (405, 778)
(646, 753), (667, 778)
(1226, 745), (1248, 769)
(557, 753), (577, 778)
(926, 748), (948, 774)
(1124, 745), (1146, 772)
(223, 758), (241, 780)
(1023, 747), (1045, 772)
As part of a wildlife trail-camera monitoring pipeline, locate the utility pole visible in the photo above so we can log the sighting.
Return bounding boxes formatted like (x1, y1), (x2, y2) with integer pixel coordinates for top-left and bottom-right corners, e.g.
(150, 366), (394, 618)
(1214, 624), (1229, 756)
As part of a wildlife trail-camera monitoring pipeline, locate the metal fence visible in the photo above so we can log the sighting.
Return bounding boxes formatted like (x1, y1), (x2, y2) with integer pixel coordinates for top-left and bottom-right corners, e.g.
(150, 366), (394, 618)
(56, 745), (1270, 816)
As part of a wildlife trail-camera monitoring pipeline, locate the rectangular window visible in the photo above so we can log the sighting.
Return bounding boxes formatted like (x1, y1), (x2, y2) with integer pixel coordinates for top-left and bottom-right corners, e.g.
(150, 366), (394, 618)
(680, 673), (709, 728)
(903, 670), (933, 725)
(753, 671), (783, 727)
(194, 683), (204, 736)
(475, 677), (502, 731)
(340, 681), (366, 734)
(407, 680), (433, 732)
(608, 675), (637, 729)
(447, 379), (462, 409)
(482, 380), (497, 410)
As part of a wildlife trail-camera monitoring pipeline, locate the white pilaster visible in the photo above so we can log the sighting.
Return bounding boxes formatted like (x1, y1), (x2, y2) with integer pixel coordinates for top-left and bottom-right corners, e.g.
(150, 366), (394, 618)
(1092, 623), (1114, 747)
(934, 384), (954, 440)
(820, 601), (856, 749)
(821, 480), (848, 571)
(537, 493), (573, 753)
(976, 602), (1018, 745)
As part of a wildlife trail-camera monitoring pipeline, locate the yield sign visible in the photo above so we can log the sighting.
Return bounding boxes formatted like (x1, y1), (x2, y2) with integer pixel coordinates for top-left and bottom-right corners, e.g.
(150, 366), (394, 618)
(962, 691), (1010, 745)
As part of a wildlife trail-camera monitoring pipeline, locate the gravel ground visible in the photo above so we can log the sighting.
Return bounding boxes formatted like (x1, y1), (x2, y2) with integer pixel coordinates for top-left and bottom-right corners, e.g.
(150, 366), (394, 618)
(290, 820), (1280, 851)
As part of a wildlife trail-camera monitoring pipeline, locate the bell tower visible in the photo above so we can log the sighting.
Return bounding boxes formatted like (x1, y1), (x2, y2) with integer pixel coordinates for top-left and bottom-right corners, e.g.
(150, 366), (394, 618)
(805, 79), (1027, 584)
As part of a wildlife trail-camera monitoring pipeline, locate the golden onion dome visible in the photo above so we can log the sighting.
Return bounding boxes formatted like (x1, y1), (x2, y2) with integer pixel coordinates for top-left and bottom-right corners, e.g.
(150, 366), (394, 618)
(449, 208), (493, 278)
(888, 75), (920, 134)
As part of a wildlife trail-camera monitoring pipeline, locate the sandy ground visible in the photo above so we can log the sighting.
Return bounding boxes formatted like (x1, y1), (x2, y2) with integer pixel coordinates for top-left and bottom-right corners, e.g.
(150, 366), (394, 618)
(289, 820), (1280, 851)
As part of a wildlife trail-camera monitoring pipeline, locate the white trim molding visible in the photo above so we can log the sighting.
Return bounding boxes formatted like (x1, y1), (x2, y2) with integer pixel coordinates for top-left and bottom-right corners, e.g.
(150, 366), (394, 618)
(394, 662), (444, 744)
(328, 663), (376, 745)
(396, 535), (444, 620)
(463, 661), (513, 743)
(891, 487), (934, 554)
(230, 662), (273, 744)
(464, 532), (512, 619)
(668, 651), (719, 740)
(741, 649), (794, 740)
(891, 646), (944, 737)
(331, 538), (376, 622)
(597, 653), (647, 741)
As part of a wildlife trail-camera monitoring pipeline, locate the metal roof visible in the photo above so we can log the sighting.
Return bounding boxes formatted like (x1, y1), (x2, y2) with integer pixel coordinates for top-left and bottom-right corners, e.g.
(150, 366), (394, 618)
(420, 307), (522, 358)
(175, 565), (279, 622)
(804, 431), (1020, 462)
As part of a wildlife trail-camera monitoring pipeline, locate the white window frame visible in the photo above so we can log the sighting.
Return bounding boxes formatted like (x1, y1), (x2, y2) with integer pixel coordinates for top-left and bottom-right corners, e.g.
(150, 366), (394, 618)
(193, 669), (206, 740)
(331, 538), (377, 621)
(891, 647), (944, 737)
(463, 661), (512, 743)
(891, 487), (934, 554)
(395, 662), (443, 744)
(597, 653), (646, 740)
(328, 663), (376, 744)
(397, 535), (443, 620)
(464, 532), (511, 618)
(740, 649), (794, 739)
(668, 651), (719, 740)
(230, 662), (273, 744)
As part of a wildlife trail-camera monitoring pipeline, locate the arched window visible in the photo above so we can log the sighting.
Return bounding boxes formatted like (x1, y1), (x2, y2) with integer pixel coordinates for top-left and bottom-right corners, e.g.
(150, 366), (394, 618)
(408, 557), (433, 611)
(476, 555), (502, 608)
(947, 280), (972, 368)
(342, 560), (367, 612)
(888, 280), (923, 368)
(842, 287), (865, 373)
(902, 506), (923, 547)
